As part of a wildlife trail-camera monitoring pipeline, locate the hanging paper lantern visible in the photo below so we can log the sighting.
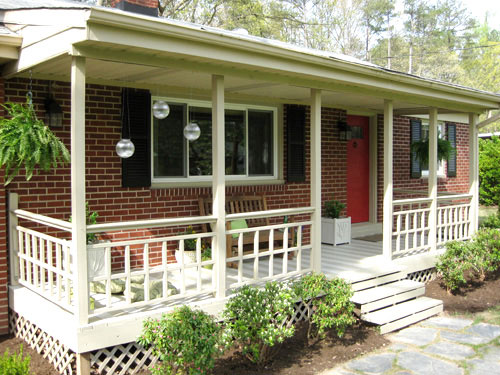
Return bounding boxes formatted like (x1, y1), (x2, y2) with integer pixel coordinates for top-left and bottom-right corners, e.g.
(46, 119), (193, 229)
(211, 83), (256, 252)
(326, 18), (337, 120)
(184, 122), (201, 141)
(153, 100), (170, 119)
(116, 138), (135, 158)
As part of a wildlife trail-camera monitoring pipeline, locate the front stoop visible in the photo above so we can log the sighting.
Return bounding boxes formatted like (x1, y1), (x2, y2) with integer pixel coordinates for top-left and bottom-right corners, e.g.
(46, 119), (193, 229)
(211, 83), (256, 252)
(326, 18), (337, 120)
(350, 268), (443, 334)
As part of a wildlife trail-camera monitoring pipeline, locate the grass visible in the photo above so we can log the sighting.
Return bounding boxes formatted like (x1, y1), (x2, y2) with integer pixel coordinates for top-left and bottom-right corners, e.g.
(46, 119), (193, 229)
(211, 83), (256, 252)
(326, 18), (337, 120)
(478, 205), (498, 225)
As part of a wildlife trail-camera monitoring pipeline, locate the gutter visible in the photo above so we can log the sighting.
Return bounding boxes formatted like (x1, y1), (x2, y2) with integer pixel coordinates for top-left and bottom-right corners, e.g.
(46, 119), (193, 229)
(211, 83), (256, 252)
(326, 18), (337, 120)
(85, 7), (500, 108)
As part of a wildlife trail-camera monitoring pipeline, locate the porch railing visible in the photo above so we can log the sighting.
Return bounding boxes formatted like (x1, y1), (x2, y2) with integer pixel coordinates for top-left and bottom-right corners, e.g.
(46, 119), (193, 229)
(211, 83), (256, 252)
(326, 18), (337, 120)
(392, 193), (472, 258)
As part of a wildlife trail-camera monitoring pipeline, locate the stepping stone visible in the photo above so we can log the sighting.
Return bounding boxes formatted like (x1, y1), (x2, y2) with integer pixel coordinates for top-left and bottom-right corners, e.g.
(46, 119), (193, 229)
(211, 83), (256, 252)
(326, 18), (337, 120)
(346, 353), (396, 374)
(421, 317), (473, 330)
(424, 342), (475, 360)
(398, 351), (463, 375)
(467, 323), (500, 340)
(480, 346), (500, 362)
(391, 327), (438, 346)
(440, 330), (491, 345)
(467, 358), (500, 375)
(389, 343), (410, 352)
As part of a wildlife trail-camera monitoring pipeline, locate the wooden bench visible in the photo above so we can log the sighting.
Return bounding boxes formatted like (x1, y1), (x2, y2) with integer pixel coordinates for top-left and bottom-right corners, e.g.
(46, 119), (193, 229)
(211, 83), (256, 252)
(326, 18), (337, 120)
(198, 195), (295, 258)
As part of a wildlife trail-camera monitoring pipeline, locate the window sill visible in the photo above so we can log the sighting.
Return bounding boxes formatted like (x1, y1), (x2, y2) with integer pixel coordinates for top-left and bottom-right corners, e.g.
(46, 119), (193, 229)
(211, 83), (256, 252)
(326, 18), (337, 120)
(419, 174), (447, 180)
(151, 179), (286, 189)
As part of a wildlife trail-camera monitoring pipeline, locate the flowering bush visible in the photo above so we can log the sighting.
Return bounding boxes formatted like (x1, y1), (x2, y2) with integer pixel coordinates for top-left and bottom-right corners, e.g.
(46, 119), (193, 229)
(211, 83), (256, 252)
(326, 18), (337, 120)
(293, 273), (355, 342)
(222, 282), (295, 365)
(137, 306), (222, 375)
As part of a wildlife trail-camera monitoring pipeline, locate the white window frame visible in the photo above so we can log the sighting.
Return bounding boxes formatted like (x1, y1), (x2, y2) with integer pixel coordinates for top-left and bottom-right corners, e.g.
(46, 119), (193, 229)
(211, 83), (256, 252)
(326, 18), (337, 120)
(151, 96), (279, 183)
(420, 120), (446, 178)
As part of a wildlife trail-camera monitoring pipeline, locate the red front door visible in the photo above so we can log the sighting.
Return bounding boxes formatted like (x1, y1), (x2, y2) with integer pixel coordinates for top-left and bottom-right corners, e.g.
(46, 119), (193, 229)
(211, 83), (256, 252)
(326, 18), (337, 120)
(346, 115), (370, 223)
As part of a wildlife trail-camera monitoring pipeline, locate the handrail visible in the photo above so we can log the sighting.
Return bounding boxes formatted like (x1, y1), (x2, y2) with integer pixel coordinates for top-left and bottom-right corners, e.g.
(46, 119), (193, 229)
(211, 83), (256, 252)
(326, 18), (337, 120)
(394, 188), (468, 197)
(393, 197), (433, 206)
(226, 207), (315, 221)
(13, 209), (72, 232)
(87, 215), (217, 233)
(437, 193), (473, 201)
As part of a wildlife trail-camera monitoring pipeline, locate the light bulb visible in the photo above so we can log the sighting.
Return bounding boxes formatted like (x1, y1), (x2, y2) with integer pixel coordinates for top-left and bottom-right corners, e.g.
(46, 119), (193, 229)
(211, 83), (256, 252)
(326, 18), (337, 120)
(184, 122), (201, 141)
(116, 138), (135, 158)
(153, 100), (170, 119)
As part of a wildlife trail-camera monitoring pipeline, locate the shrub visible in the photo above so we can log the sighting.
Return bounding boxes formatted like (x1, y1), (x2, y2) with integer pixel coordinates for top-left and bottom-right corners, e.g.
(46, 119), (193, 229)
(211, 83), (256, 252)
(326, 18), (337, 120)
(474, 228), (500, 267)
(324, 198), (345, 219)
(138, 306), (222, 375)
(293, 273), (355, 342)
(222, 282), (295, 365)
(479, 136), (500, 206)
(436, 241), (471, 292)
(480, 211), (500, 229)
(0, 346), (31, 375)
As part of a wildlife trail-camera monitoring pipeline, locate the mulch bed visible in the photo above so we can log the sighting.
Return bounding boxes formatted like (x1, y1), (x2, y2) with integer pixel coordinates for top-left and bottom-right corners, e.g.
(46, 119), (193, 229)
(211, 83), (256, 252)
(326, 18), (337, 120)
(4, 273), (500, 375)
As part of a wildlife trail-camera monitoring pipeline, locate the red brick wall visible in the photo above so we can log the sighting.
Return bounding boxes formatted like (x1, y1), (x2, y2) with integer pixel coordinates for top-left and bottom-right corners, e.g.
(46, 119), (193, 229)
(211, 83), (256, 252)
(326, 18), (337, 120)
(376, 114), (470, 221)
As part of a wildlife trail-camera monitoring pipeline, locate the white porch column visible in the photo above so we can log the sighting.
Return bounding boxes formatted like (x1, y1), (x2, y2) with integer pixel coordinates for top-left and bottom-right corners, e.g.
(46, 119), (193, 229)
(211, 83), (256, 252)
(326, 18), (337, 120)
(212, 75), (226, 298)
(469, 113), (479, 234)
(383, 100), (393, 260)
(310, 89), (322, 272)
(71, 56), (88, 325)
(428, 108), (438, 252)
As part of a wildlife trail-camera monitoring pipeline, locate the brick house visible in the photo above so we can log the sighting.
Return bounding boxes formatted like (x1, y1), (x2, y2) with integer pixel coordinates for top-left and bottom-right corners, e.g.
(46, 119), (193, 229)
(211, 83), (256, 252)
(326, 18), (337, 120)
(0, 0), (499, 374)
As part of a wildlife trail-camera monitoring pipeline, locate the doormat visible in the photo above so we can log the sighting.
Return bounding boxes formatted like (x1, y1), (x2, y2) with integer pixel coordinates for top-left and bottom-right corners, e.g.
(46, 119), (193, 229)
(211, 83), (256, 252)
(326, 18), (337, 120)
(354, 234), (384, 242)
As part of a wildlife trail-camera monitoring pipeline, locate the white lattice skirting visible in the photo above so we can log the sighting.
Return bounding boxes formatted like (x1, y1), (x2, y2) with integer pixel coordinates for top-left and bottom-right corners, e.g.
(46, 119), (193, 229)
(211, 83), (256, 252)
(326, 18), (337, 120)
(406, 268), (437, 283)
(9, 311), (76, 375)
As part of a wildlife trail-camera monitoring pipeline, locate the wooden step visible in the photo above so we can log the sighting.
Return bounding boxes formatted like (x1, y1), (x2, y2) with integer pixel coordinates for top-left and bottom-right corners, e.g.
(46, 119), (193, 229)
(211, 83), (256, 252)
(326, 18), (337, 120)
(348, 270), (408, 292)
(352, 280), (425, 314)
(362, 297), (443, 334)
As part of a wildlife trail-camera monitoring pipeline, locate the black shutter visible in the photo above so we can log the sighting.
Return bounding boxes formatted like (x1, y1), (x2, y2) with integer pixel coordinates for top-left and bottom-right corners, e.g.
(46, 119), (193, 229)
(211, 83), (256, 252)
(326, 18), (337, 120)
(286, 105), (306, 182)
(410, 119), (422, 178)
(447, 123), (457, 177)
(121, 88), (151, 188)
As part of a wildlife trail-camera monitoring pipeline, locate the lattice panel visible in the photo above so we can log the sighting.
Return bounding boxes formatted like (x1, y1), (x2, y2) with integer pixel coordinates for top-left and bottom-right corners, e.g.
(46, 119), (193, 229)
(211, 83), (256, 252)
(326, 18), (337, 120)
(9, 311), (75, 375)
(92, 342), (159, 375)
(406, 268), (436, 283)
(290, 299), (314, 324)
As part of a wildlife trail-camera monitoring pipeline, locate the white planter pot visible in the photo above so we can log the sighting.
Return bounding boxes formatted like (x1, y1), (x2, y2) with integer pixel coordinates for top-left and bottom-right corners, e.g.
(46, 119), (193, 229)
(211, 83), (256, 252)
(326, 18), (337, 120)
(175, 250), (197, 264)
(321, 217), (351, 246)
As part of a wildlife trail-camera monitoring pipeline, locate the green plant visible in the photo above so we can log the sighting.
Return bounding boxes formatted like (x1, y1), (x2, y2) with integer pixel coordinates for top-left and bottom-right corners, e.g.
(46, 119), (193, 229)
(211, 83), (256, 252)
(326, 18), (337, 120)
(182, 226), (197, 251)
(411, 137), (454, 166)
(0, 346), (31, 375)
(436, 241), (471, 292)
(0, 98), (70, 185)
(138, 305), (222, 375)
(479, 136), (500, 206)
(222, 282), (295, 365)
(69, 202), (99, 244)
(293, 273), (355, 342)
(323, 198), (345, 219)
(474, 228), (500, 267)
(480, 211), (500, 229)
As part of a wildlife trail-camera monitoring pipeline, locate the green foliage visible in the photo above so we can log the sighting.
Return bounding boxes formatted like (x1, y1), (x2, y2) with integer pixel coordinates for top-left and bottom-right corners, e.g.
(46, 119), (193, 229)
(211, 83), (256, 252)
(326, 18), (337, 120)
(0, 99), (70, 185)
(138, 305), (222, 375)
(222, 282), (295, 365)
(292, 273), (355, 342)
(0, 346), (31, 375)
(479, 137), (500, 206)
(480, 211), (500, 229)
(69, 202), (99, 244)
(324, 198), (345, 219)
(411, 137), (454, 166)
(437, 229), (500, 292)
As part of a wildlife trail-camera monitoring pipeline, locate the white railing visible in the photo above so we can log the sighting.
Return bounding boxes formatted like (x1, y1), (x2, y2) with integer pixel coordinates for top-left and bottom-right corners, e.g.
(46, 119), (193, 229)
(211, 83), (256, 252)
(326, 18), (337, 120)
(12, 210), (74, 312)
(225, 207), (314, 289)
(437, 194), (473, 246)
(392, 193), (473, 258)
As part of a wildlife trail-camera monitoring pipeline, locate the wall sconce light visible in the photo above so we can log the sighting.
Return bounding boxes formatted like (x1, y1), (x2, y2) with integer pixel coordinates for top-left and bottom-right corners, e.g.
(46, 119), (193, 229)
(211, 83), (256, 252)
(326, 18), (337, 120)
(44, 96), (63, 128)
(338, 119), (352, 141)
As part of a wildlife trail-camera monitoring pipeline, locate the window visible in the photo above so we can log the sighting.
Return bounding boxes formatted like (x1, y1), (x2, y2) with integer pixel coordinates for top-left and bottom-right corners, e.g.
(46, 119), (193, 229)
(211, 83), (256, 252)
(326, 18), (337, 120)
(420, 120), (445, 177)
(152, 98), (277, 182)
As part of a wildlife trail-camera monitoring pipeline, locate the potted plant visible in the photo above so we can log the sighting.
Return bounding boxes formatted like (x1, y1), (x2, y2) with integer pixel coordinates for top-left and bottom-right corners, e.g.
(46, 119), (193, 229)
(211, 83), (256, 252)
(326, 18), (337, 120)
(411, 137), (453, 166)
(175, 226), (198, 264)
(321, 198), (351, 246)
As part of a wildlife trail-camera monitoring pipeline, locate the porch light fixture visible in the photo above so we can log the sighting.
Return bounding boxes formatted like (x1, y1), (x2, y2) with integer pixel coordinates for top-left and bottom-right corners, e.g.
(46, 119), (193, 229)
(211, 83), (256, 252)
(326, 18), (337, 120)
(184, 122), (201, 141)
(153, 100), (170, 119)
(116, 89), (135, 158)
(338, 119), (352, 141)
(44, 96), (63, 128)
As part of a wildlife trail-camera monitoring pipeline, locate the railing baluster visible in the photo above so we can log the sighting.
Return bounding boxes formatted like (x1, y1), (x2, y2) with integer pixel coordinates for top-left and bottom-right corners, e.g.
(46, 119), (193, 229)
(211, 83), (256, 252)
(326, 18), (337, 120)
(125, 245), (131, 305)
(18, 230), (25, 283)
(32, 234), (39, 288)
(404, 212), (409, 251)
(25, 232), (32, 285)
(161, 242), (168, 299)
(179, 241), (185, 295)
(48, 241), (54, 296)
(253, 230), (259, 279)
(268, 229), (274, 277)
(296, 225), (302, 272)
(237, 233), (243, 284)
(64, 243), (71, 306)
(196, 238), (202, 292)
(282, 227), (288, 275)
(396, 214), (401, 254)
(39, 237), (46, 292)
(144, 244), (150, 302)
(105, 246), (112, 308)
(56, 243), (62, 301)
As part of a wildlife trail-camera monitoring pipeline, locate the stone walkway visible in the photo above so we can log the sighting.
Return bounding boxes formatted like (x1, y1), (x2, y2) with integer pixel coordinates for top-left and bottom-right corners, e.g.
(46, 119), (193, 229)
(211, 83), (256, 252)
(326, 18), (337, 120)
(324, 316), (500, 375)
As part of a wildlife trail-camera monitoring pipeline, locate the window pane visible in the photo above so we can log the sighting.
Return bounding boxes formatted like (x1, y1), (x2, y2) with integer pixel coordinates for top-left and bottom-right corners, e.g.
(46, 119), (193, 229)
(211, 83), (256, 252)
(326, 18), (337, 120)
(225, 110), (246, 175)
(153, 103), (185, 177)
(189, 106), (212, 176)
(248, 110), (273, 176)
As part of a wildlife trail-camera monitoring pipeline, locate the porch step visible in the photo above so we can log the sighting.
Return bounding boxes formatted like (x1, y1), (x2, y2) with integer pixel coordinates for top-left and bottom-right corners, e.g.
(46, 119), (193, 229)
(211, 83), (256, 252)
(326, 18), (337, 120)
(352, 279), (425, 314)
(361, 296), (443, 334)
(344, 269), (408, 292)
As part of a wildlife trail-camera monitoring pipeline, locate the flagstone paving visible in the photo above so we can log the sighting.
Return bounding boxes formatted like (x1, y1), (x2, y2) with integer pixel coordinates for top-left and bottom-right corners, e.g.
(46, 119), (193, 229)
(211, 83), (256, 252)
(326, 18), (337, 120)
(322, 315), (500, 375)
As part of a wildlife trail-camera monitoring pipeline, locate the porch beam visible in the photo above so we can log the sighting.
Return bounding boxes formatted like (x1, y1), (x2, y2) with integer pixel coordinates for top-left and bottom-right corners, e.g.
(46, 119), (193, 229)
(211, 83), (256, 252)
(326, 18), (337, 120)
(71, 56), (89, 326)
(428, 108), (438, 252)
(383, 100), (393, 260)
(469, 113), (479, 234)
(212, 74), (226, 298)
(310, 88), (322, 272)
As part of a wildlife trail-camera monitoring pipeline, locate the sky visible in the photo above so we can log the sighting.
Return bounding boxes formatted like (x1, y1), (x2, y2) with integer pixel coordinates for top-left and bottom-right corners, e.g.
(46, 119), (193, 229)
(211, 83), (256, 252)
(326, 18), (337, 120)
(461, 0), (500, 26)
